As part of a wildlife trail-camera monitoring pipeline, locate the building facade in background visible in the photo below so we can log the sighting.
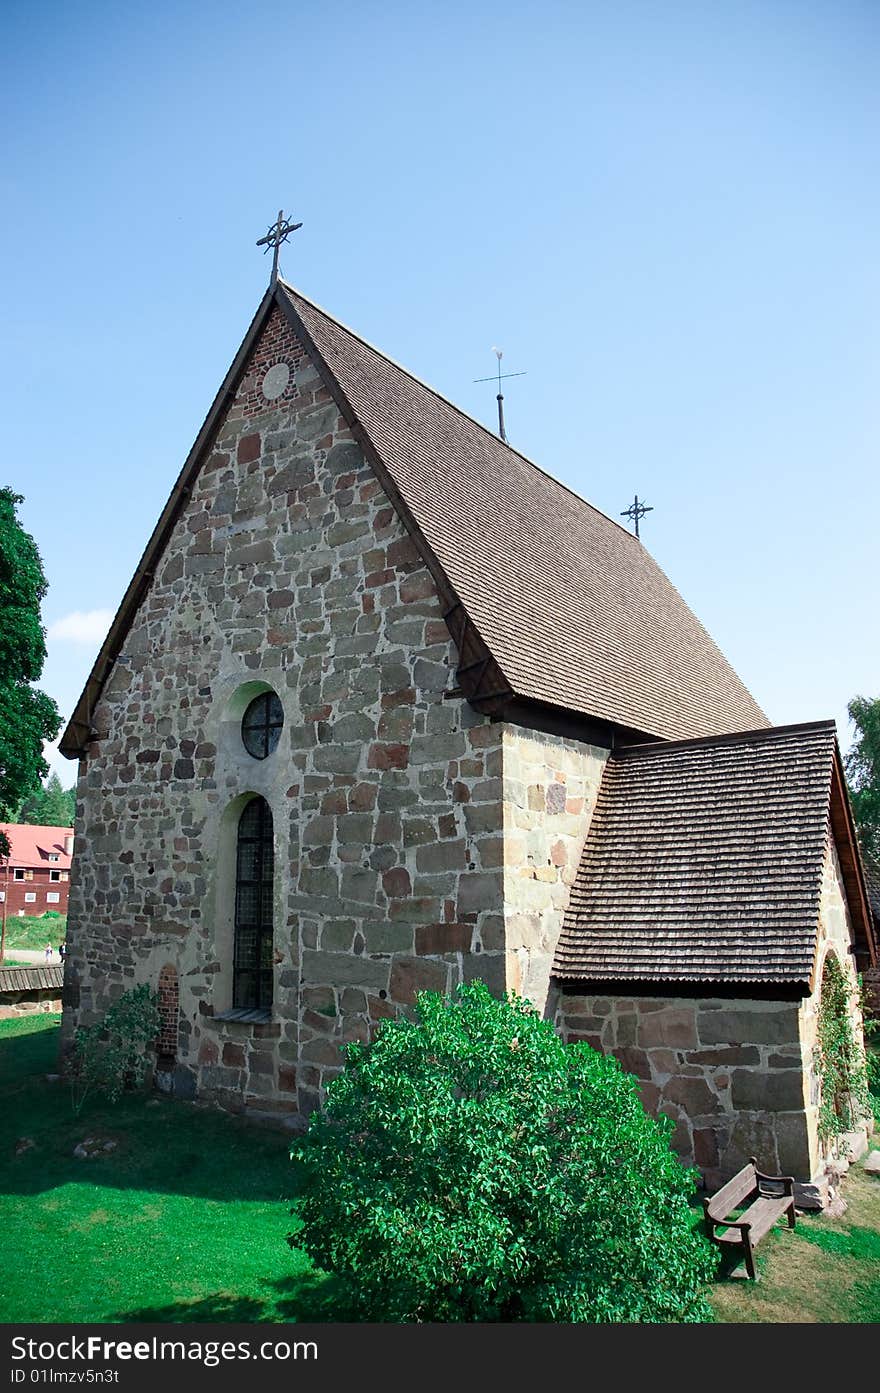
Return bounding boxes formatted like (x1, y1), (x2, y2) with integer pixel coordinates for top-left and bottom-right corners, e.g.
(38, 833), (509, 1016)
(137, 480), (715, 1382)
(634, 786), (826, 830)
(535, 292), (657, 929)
(0, 824), (73, 919)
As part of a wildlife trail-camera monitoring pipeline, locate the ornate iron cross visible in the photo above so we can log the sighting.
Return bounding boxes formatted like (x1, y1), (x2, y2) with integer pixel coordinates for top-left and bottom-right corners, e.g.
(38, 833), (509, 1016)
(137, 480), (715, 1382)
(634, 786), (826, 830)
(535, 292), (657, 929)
(256, 209), (303, 286)
(621, 494), (653, 539)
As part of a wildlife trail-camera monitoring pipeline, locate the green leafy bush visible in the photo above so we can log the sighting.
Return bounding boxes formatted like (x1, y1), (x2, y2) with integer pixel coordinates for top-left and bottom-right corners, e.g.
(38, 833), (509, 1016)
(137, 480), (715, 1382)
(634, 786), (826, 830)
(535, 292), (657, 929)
(70, 984), (160, 1115)
(290, 981), (717, 1322)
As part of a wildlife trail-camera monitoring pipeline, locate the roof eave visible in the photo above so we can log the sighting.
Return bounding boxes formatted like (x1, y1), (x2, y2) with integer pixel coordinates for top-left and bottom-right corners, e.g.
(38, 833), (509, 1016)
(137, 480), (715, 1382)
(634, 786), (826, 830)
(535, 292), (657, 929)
(828, 745), (877, 969)
(553, 973), (812, 998)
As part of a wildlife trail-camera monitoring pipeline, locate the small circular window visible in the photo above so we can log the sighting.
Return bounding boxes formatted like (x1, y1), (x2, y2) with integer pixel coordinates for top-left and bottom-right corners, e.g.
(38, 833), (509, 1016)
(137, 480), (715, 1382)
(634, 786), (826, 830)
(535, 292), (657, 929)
(241, 691), (284, 759)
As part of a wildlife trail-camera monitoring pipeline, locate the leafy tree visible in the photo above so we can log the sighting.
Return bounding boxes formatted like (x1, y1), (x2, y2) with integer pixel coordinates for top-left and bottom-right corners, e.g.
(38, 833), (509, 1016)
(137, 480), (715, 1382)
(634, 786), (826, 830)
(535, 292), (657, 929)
(0, 489), (60, 859)
(19, 771), (75, 827)
(290, 981), (717, 1323)
(845, 695), (880, 862)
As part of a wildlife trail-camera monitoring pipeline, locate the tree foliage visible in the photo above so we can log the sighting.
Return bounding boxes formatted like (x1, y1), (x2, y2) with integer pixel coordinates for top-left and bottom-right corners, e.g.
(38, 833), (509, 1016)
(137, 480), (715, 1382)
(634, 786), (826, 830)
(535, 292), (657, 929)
(845, 694), (880, 862)
(0, 488), (60, 859)
(290, 981), (717, 1323)
(18, 771), (75, 827)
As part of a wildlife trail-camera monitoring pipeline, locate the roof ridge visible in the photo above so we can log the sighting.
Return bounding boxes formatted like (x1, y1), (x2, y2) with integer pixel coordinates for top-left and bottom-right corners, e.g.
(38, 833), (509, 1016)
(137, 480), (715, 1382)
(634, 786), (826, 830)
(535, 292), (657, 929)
(614, 719), (836, 760)
(278, 280), (641, 546)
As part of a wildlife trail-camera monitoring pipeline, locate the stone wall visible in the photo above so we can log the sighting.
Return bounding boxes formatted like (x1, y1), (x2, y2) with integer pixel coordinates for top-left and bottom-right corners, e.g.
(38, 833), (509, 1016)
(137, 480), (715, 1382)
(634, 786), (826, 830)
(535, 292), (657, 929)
(0, 966), (64, 1019)
(0, 990), (62, 1020)
(501, 728), (608, 1013)
(62, 304), (507, 1122)
(553, 989), (808, 1186)
(551, 838), (873, 1188)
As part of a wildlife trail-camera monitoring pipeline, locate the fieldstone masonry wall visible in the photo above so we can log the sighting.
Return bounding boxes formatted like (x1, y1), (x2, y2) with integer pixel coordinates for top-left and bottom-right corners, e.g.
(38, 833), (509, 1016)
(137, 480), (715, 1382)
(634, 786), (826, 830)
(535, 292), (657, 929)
(62, 304), (507, 1122)
(553, 990), (807, 1186)
(501, 729), (608, 1012)
(553, 842), (869, 1186)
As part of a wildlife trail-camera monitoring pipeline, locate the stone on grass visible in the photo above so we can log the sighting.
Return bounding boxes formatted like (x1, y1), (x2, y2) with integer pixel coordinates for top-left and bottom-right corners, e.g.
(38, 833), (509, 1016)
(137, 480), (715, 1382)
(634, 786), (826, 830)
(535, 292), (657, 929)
(73, 1136), (117, 1159)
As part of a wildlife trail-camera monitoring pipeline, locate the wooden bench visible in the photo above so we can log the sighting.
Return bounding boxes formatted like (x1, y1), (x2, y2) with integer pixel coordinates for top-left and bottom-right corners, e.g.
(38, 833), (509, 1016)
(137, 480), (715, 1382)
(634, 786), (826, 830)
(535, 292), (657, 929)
(703, 1157), (796, 1279)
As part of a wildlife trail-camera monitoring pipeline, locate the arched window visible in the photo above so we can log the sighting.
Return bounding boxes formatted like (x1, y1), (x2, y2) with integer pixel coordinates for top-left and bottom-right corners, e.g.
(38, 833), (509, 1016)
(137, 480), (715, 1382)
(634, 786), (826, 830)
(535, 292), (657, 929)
(234, 797), (274, 1011)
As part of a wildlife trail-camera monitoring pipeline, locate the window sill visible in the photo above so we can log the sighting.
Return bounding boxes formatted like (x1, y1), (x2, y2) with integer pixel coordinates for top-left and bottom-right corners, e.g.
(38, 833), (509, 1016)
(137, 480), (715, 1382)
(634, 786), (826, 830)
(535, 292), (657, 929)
(212, 1008), (272, 1025)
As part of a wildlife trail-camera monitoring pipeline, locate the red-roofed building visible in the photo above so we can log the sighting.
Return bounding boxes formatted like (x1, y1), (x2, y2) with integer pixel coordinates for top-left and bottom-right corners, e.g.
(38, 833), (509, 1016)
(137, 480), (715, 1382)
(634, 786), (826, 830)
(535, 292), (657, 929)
(0, 825), (74, 919)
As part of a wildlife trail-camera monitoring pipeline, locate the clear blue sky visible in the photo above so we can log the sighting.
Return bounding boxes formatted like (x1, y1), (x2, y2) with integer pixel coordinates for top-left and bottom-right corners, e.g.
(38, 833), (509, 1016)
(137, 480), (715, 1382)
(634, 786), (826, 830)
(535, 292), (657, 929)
(3, 0), (878, 784)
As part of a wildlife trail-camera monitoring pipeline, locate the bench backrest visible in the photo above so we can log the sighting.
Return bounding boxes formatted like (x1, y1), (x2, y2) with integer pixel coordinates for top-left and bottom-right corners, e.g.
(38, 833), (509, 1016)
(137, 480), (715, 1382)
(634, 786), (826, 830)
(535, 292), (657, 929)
(706, 1162), (757, 1218)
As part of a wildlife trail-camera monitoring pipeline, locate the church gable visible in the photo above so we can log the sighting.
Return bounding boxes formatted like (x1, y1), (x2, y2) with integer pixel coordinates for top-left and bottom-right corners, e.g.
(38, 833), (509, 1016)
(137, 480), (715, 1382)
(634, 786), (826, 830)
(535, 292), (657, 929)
(65, 304), (511, 1117)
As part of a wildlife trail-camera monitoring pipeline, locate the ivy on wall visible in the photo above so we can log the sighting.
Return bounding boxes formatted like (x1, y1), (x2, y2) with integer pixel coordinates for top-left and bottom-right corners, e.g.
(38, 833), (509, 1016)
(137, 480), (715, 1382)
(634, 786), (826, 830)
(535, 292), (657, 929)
(814, 954), (872, 1149)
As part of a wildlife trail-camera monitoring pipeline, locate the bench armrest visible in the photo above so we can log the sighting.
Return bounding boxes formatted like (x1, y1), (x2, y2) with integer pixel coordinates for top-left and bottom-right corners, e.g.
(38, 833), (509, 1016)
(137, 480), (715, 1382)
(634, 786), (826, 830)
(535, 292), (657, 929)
(754, 1169), (795, 1195)
(703, 1206), (752, 1238)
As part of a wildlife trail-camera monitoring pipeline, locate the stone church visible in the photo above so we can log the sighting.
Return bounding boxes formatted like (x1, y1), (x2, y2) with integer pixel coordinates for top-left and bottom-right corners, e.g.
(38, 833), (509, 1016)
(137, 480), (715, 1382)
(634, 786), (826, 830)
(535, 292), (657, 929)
(58, 275), (876, 1190)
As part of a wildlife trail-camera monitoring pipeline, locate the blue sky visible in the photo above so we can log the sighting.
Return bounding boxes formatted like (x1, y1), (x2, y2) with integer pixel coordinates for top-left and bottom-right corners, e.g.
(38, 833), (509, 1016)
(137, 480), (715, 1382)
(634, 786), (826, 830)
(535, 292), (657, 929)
(3, 0), (878, 784)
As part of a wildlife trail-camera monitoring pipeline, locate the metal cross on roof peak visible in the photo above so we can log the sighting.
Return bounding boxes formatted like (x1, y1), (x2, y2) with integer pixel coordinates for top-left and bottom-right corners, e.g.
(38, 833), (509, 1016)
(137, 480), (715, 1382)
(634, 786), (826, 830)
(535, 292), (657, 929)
(473, 348), (527, 444)
(256, 209), (303, 287)
(621, 493), (653, 539)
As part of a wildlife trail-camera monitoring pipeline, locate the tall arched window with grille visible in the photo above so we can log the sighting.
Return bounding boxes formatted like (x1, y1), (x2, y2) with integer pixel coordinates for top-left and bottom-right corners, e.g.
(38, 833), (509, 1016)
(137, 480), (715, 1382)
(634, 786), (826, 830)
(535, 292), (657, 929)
(234, 797), (274, 1011)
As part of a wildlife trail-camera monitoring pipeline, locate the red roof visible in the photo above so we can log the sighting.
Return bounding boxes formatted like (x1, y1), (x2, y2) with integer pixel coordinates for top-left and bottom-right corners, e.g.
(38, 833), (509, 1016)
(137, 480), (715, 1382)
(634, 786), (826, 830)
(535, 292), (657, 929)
(0, 824), (74, 870)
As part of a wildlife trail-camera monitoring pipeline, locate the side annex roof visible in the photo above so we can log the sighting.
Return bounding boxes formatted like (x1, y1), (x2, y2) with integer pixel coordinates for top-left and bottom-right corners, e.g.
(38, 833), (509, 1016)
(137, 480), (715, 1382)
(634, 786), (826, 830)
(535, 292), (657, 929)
(553, 721), (877, 990)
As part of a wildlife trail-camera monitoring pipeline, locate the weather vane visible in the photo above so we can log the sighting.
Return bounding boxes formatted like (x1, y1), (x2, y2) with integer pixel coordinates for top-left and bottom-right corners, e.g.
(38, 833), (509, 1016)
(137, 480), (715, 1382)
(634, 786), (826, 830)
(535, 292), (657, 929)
(474, 348), (526, 444)
(621, 494), (653, 539)
(256, 209), (303, 287)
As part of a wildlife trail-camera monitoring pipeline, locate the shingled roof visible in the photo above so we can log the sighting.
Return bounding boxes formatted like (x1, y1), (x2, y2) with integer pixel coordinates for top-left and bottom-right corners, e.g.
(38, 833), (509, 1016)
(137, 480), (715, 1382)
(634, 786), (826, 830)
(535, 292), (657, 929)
(553, 721), (876, 990)
(0, 965), (63, 994)
(60, 282), (766, 757)
(281, 285), (767, 742)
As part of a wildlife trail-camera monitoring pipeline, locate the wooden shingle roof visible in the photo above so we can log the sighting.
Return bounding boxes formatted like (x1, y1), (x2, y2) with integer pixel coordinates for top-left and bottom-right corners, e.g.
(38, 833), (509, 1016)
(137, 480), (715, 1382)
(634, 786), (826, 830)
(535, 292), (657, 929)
(554, 721), (876, 990)
(60, 281), (766, 756)
(0, 965), (63, 993)
(282, 286), (767, 743)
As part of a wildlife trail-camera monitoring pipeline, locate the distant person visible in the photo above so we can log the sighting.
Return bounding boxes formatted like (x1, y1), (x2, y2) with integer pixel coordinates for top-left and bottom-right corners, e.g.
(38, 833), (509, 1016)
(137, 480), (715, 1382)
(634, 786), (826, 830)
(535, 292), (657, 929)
(44, 941), (53, 962)
(58, 942), (66, 963)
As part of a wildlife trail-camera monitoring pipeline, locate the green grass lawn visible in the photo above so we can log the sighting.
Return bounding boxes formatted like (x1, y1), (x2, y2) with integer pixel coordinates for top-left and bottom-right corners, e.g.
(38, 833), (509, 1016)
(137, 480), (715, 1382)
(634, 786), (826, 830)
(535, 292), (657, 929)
(1, 1013), (877, 1323)
(705, 1032), (880, 1323)
(2, 911), (67, 954)
(706, 1166), (880, 1322)
(0, 1013), (342, 1323)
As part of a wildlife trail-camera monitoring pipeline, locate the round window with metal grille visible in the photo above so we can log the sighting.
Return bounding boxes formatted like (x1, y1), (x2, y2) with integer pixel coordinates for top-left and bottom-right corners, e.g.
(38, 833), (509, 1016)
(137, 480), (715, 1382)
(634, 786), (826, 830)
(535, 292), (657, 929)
(241, 691), (284, 760)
